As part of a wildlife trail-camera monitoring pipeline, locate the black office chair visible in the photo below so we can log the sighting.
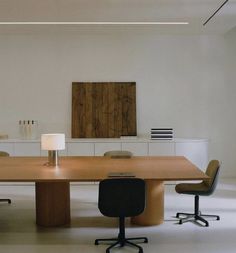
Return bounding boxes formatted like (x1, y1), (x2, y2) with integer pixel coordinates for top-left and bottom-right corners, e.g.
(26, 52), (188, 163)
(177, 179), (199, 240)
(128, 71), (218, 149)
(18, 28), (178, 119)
(95, 178), (148, 253)
(0, 151), (11, 204)
(175, 160), (220, 227)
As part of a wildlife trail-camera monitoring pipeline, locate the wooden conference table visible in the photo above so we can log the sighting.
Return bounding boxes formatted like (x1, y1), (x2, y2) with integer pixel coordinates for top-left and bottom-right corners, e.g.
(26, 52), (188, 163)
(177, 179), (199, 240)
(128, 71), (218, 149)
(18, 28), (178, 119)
(0, 156), (208, 227)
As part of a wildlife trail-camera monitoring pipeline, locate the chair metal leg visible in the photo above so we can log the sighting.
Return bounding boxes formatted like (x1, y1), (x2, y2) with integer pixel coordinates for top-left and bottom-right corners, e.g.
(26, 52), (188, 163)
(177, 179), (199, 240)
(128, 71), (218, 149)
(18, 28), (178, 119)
(178, 215), (194, 224)
(95, 238), (117, 245)
(176, 212), (194, 218)
(195, 215), (209, 227)
(126, 237), (148, 243)
(200, 214), (220, 220)
(106, 241), (120, 253)
(126, 240), (144, 253)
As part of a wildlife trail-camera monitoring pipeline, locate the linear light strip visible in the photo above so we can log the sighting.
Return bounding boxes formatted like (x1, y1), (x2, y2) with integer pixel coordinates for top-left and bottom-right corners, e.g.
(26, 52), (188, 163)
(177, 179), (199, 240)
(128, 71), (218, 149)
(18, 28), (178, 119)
(0, 21), (189, 25)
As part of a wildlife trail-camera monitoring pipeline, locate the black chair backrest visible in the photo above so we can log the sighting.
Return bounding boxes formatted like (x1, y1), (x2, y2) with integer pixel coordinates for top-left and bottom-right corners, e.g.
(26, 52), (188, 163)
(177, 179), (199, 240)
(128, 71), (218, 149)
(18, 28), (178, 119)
(98, 178), (145, 218)
(203, 160), (220, 195)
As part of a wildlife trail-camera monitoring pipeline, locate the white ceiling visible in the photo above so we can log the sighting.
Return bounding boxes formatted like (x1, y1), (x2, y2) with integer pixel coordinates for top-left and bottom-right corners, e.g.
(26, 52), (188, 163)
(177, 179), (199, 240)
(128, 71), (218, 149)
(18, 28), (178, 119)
(0, 0), (235, 34)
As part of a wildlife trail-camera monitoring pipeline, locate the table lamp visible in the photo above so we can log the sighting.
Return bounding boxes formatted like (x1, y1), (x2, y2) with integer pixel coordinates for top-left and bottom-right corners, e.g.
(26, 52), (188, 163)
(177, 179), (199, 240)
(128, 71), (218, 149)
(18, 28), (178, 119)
(41, 133), (65, 166)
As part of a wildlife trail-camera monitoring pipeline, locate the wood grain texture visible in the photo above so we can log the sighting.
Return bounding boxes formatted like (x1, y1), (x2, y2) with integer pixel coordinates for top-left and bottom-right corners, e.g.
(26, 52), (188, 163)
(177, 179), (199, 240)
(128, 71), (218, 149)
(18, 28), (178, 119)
(72, 82), (136, 138)
(36, 182), (70, 227)
(0, 156), (208, 182)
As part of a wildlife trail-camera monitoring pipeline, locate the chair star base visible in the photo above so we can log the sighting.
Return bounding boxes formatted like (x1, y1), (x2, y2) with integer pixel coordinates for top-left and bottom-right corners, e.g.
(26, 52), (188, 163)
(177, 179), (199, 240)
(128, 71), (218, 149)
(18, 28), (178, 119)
(95, 235), (148, 253)
(176, 211), (220, 227)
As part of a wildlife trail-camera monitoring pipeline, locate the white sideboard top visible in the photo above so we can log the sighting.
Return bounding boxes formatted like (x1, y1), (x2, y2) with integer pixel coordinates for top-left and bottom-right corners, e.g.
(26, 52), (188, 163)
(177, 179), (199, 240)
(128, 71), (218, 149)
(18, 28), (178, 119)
(0, 137), (209, 143)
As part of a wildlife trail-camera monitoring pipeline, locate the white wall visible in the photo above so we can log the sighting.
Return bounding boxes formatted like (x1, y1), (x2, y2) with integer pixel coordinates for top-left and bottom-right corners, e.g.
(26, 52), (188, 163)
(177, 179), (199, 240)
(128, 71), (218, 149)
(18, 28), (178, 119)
(0, 28), (234, 176)
(222, 27), (236, 177)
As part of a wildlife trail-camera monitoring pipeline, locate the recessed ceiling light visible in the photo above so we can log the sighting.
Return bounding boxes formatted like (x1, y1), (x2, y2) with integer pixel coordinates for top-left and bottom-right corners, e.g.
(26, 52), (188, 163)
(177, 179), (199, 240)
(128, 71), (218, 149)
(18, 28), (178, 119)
(0, 21), (189, 25)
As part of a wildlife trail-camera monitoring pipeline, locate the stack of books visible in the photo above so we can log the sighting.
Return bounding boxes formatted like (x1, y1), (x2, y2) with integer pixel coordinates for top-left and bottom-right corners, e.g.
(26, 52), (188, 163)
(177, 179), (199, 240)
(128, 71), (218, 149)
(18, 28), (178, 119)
(151, 128), (173, 140)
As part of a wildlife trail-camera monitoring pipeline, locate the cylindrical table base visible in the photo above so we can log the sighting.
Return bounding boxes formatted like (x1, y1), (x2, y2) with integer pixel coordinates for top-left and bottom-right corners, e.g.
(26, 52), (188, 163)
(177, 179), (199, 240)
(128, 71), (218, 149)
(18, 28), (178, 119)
(131, 180), (164, 226)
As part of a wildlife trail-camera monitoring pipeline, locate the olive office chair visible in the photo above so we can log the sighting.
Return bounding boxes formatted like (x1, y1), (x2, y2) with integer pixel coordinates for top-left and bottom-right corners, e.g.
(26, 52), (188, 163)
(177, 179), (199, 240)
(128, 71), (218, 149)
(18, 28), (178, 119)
(175, 160), (220, 227)
(0, 151), (12, 204)
(95, 178), (148, 253)
(104, 150), (133, 158)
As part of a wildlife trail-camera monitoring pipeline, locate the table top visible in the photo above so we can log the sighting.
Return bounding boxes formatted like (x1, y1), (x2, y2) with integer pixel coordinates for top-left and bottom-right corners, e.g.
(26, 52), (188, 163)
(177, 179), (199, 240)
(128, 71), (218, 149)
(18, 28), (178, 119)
(0, 156), (208, 182)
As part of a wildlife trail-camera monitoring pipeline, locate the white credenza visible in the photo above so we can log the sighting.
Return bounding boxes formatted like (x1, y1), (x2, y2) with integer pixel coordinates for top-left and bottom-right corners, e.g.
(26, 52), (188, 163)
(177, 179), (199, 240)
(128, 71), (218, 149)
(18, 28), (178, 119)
(0, 138), (208, 170)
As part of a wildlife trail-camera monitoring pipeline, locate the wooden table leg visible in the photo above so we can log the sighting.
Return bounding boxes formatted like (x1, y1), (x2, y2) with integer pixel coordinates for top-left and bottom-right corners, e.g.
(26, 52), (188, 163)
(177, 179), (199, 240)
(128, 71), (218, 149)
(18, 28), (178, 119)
(131, 180), (164, 226)
(35, 182), (70, 227)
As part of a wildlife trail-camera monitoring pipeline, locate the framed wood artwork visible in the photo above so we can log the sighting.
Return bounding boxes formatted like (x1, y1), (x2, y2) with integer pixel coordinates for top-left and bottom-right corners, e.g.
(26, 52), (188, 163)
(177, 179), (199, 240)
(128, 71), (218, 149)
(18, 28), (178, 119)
(72, 82), (136, 138)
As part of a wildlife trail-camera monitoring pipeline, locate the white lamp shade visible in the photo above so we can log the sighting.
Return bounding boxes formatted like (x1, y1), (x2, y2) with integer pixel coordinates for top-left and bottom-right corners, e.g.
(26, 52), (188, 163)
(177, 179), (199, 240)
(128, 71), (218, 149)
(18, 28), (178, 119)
(41, 133), (65, 150)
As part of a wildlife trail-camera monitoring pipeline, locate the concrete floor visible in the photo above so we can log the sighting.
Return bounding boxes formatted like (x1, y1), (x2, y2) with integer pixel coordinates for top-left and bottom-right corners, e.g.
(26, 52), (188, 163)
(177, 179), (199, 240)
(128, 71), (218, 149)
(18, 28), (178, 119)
(0, 179), (235, 253)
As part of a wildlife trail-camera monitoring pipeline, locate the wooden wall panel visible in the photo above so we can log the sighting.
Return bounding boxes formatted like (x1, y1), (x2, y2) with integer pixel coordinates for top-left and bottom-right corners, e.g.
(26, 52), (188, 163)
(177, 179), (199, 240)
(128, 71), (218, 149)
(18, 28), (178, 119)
(72, 82), (136, 138)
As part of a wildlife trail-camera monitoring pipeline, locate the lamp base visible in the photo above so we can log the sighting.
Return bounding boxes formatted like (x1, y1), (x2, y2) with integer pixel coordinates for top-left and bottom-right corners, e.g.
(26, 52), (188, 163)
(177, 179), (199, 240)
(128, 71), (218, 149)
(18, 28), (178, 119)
(47, 150), (59, 166)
